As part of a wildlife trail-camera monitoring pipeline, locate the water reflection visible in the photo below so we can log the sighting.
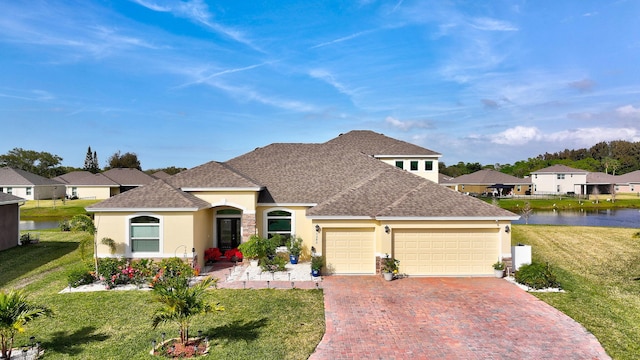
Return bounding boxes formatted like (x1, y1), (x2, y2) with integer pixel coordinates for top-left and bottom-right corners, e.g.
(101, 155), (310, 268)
(513, 208), (640, 228)
(19, 220), (59, 231)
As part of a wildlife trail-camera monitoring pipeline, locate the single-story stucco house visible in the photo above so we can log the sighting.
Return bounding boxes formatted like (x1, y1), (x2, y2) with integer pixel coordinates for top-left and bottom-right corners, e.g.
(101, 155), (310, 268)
(0, 167), (66, 200)
(0, 192), (25, 252)
(54, 171), (120, 199)
(87, 131), (518, 276)
(445, 169), (532, 196)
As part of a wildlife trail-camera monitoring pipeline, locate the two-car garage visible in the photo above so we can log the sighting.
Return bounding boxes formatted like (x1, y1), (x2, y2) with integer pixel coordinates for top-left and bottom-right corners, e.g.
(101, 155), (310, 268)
(323, 227), (500, 276)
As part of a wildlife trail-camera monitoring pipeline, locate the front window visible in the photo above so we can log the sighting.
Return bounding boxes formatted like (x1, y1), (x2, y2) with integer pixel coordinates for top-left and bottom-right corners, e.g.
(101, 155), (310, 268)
(26, 187), (32, 196)
(267, 210), (292, 246)
(130, 216), (160, 253)
(395, 161), (404, 169)
(425, 161), (433, 171)
(557, 174), (565, 180)
(72, 187), (77, 197)
(6, 187), (12, 195)
(410, 161), (418, 171)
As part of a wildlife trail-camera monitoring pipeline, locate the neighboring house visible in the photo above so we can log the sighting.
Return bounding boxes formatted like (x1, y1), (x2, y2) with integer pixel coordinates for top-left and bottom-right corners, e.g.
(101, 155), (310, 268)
(87, 131), (518, 277)
(447, 169), (532, 196)
(0, 192), (25, 251)
(151, 171), (171, 180)
(0, 167), (66, 200)
(325, 130), (442, 183)
(530, 165), (589, 195)
(53, 171), (120, 199)
(102, 168), (155, 195)
(578, 172), (618, 197)
(615, 170), (640, 194)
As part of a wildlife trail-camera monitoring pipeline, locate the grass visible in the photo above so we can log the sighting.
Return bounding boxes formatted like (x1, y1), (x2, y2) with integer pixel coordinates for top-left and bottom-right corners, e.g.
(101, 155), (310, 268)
(513, 225), (640, 360)
(20, 199), (101, 220)
(491, 196), (640, 212)
(1, 231), (325, 359)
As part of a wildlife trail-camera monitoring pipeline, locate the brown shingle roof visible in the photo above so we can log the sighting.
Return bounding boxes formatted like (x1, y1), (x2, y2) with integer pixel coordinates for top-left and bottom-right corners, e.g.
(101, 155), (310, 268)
(324, 130), (441, 156)
(531, 164), (589, 174)
(0, 167), (64, 186)
(0, 192), (25, 204)
(451, 169), (531, 185)
(87, 179), (210, 210)
(166, 161), (261, 189)
(54, 171), (119, 186)
(616, 170), (640, 184)
(102, 168), (155, 186)
(151, 171), (171, 179)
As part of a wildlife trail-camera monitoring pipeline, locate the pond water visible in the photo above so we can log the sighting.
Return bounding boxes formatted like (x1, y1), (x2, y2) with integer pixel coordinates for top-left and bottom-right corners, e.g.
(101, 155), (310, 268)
(19, 220), (60, 231)
(512, 208), (640, 228)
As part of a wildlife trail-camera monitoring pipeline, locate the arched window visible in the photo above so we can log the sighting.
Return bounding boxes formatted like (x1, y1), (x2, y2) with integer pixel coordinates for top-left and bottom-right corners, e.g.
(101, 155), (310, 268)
(130, 215), (160, 253)
(266, 210), (292, 246)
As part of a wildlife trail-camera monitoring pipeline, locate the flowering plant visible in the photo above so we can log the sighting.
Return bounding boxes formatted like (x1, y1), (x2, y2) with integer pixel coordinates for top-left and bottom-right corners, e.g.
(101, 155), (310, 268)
(381, 254), (400, 274)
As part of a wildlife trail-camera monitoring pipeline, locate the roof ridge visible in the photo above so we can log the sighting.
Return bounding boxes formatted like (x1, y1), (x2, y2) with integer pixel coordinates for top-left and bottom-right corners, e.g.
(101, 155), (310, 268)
(219, 161), (263, 188)
(312, 166), (388, 214)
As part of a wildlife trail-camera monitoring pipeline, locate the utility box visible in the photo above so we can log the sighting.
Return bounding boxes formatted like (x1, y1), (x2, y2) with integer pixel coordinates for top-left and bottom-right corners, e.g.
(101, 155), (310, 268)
(511, 244), (531, 271)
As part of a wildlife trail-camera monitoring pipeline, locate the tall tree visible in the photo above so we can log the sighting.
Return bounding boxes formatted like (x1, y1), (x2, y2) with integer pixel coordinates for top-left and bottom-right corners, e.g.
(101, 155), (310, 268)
(92, 150), (99, 173)
(106, 151), (141, 170)
(83, 146), (100, 173)
(0, 148), (63, 177)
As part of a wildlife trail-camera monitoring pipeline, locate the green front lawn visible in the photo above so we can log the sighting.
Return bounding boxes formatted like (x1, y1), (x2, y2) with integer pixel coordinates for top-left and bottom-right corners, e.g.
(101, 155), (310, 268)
(1, 231), (325, 359)
(20, 199), (100, 220)
(513, 225), (640, 360)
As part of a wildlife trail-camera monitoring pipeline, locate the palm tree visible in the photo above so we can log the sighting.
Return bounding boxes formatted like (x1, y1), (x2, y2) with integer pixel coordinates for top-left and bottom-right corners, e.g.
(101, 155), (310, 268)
(151, 277), (223, 345)
(0, 290), (52, 359)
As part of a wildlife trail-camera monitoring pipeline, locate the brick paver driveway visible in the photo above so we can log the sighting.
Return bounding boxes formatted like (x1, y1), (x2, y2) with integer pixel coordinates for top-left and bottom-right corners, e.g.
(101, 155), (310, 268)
(310, 276), (610, 360)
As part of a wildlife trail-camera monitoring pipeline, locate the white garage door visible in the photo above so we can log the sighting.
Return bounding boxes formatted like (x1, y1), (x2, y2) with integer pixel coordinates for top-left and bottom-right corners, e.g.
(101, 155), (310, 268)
(394, 229), (499, 276)
(324, 228), (375, 274)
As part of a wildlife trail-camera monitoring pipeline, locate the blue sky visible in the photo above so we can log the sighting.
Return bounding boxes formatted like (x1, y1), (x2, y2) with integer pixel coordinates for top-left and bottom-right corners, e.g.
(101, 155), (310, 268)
(1, 1), (640, 170)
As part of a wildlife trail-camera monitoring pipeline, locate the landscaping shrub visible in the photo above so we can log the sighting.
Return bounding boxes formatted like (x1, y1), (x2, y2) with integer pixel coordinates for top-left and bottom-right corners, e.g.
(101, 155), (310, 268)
(59, 220), (71, 231)
(152, 257), (194, 289)
(66, 263), (95, 287)
(97, 257), (132, 289)
(261, 252), (288, 272)
(515, 262), (560, 290)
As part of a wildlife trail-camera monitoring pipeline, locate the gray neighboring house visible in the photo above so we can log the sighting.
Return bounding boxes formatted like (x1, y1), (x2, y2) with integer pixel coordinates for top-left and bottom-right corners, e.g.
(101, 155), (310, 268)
(445, 169), (532, 196)
(53, 171), (120, 199)
(0, 192), (25, 251)
(102, 168), (155, 195)
(0, 167), (66, 200)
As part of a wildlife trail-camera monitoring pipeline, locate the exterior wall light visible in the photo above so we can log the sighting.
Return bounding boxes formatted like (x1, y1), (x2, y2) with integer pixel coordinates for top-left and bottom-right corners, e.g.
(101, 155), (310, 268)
(315, 224), (320, 232)
(505, 225), (510, 233)
(384, 225), (390, 234)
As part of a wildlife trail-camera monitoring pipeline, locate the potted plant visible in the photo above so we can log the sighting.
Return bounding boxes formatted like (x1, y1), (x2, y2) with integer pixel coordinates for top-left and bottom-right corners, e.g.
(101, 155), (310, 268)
(238, 235), (266, 267)
(287, 236), (303, 264)
(310, 255), (323, 277)
(492, 260), (505, 278)
(381, 253), (399, 281)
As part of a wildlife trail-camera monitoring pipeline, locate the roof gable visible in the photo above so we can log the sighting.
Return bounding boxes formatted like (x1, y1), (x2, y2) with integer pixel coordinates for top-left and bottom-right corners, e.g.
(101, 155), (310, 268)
(452, 169), (530, 185)
(324, 130), (441, 156)
(532, 164), (589, 174)
(166, 161), (261, 189)
(87, 179), (210, 210)
(0, 167), (64, 186)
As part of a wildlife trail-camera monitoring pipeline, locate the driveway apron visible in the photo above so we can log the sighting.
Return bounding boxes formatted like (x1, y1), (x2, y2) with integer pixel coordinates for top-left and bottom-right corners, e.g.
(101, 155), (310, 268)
(310, 276), (610, 360)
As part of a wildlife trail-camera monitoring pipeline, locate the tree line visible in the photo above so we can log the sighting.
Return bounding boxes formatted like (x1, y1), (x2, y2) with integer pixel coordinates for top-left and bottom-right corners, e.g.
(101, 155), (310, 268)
(0, 146), (184, 178)
(441, 140), (640, 178)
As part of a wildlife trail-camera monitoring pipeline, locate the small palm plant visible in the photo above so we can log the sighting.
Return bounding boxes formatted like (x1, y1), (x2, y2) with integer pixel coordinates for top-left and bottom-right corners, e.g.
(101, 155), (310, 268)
(0, 290), (52, 359)
(151, 277), (223, 345)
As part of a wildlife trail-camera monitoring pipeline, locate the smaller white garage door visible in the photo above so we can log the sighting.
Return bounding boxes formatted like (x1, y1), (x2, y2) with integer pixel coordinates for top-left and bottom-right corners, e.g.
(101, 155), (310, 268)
(324, 228), (375, 274)
(394, 229), (499, 276)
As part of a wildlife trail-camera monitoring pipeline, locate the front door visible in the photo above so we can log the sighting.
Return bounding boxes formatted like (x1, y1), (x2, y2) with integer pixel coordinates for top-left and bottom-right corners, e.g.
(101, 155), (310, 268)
(217, 218), (240, 252)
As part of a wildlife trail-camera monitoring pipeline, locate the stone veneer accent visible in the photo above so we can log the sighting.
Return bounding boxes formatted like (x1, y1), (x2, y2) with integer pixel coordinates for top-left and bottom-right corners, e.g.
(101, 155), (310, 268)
(241, 213), (256, 242)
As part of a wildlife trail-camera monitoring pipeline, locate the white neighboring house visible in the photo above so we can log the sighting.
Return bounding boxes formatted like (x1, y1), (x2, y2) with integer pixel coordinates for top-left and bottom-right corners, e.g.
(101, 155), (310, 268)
(0, 167), (66, 200)
(530, 165), (589, 195)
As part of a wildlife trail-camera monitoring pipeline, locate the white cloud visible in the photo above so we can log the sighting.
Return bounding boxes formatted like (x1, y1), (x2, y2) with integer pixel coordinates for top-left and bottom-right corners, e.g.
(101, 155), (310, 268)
(615, 105), (640, 118)
(309, 69), (359, 98)
(469, 17), (519, 31)
(385, 116), (433, 131)
(489, 126), (541, 145)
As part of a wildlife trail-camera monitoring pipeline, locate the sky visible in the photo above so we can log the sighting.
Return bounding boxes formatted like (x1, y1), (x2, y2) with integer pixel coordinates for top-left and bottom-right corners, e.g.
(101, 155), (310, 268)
(1, 0), (640, 170)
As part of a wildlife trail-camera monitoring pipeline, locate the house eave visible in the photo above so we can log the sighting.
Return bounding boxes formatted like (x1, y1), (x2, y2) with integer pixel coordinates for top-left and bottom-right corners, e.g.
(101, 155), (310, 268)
(375, 216), (521, 221)
(258, 203), (317, 207)
(87, 207), (205, 213)
(182, 187), (263, 192)
(374, 154), (442, 159)
(307, 216), (375, 220)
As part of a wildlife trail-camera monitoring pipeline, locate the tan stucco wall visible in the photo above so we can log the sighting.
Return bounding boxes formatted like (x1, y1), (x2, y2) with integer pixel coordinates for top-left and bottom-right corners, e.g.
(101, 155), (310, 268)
(191, 191), (257, 213)
(68, 186), (113, 200)
(378, 158), (439, 183)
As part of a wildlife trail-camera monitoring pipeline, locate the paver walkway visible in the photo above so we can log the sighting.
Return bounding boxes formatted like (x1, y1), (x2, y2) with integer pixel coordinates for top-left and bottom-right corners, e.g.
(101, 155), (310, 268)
(310, 276), (610, 360)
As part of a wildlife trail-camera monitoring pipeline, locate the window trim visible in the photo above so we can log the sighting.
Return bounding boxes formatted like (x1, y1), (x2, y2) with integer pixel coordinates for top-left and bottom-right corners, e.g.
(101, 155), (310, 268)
(424, 161), (433, 171)
(26, 187), (32, 196)
(126, 214), (163, 257)
(263, 208), (295, 245)
(395, 160), (404, 169)
(409, 161), (419, 171)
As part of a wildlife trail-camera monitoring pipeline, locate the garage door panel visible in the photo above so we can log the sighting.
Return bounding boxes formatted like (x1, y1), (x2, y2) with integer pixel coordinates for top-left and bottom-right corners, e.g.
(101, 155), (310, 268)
(324, 228), (375, 275)
(394, 229), (499, 276)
